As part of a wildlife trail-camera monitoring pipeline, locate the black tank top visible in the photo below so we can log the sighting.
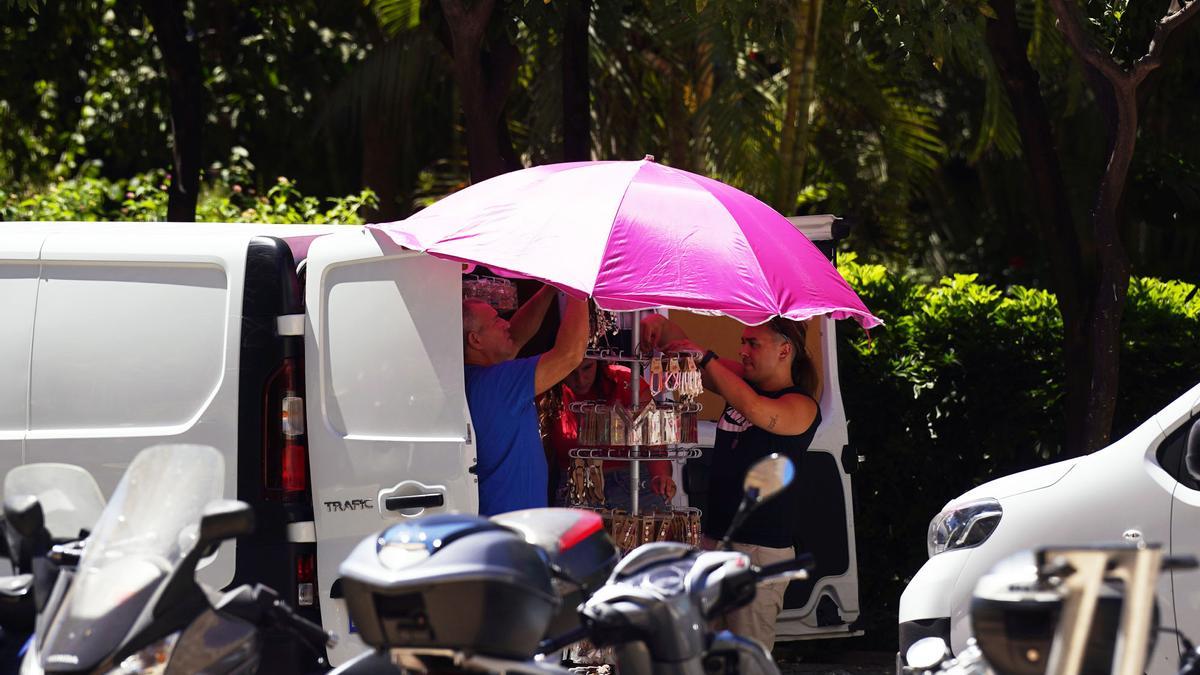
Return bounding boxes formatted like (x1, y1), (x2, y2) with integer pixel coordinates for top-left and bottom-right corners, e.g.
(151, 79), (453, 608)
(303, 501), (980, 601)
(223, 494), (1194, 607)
(701, 385), (821, 548)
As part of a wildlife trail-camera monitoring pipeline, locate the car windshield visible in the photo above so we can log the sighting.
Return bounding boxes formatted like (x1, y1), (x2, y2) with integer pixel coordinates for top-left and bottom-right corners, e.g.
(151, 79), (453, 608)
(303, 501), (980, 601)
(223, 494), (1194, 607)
(38, 444), (223, 670)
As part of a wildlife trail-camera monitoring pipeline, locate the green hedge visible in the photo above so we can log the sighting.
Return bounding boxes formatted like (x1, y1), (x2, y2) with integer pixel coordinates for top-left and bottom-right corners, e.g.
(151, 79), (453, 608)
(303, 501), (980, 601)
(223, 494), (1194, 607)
(835, 254), (1200, 649)
(0, 168), (376, 224)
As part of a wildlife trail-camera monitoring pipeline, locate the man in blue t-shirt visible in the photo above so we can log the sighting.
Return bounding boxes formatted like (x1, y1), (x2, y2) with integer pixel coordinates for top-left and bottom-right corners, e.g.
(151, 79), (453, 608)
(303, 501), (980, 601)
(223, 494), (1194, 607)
(463, 285), (588, 515)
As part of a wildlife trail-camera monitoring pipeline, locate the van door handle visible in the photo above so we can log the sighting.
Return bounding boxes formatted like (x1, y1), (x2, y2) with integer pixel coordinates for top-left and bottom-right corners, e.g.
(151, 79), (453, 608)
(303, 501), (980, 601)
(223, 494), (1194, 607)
(384, 493), (445, 511)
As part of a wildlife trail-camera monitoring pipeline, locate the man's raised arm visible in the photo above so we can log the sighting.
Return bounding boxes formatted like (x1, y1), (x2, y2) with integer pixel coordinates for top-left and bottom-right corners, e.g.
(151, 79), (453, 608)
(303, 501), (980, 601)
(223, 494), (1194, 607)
(534, 296), (589, 395)
(508, 284), (558, 352)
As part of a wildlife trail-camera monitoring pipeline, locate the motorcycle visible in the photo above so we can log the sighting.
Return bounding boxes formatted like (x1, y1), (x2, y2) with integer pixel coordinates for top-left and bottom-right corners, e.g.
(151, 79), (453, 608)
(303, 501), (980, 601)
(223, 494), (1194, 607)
(331, 452), (811, 675)
(905, 543), (1200, 675)
(0, 463), (106, 663)
(16, 444), (333, 675)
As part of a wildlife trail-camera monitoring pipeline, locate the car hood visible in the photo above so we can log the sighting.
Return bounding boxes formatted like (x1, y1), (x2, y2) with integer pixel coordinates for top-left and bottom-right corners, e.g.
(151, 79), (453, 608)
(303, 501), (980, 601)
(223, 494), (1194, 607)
(948, 457), (1080, 507)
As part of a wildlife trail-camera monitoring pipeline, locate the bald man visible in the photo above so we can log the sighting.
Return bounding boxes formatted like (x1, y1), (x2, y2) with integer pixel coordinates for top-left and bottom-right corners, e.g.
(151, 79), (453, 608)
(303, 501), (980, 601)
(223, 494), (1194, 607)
(462, 285), (588, 515)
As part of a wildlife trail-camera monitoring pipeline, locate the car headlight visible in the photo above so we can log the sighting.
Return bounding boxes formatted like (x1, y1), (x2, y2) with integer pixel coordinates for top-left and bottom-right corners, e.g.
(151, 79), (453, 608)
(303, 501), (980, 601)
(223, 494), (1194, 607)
(110, 632), (179, 675)
(927, 498), (1003, 557)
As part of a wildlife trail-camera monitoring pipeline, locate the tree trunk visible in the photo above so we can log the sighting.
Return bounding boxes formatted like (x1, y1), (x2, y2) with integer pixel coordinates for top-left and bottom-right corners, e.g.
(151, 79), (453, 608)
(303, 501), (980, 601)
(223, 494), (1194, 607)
(439, 0), (520, 183)
(562, 0), (591, 161)
(666, 80), (691, 171)
(789, 0), (823, 201)
(141, 0), (203, 222)
(1079, 84), (1138, 451)
(1041, 0), (1200, 451)
(361, 104), (403, 222)
(488, 38), (523, 173)
(453, 47), (507, 182)
(774, 0), (821, 212)
(982, 0), (1096, 456)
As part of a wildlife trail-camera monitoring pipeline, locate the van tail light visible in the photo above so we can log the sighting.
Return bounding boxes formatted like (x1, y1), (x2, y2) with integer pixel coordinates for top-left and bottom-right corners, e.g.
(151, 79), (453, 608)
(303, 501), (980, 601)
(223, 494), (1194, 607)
(263, 358), (310, 502)
(296, 551), (316, 607)
(281, 441), (307, 494)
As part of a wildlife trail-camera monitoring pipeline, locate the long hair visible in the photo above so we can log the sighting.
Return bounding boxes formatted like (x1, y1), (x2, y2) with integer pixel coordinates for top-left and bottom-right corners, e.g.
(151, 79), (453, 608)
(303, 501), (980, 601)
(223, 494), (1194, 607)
(766, 317), (819, 396)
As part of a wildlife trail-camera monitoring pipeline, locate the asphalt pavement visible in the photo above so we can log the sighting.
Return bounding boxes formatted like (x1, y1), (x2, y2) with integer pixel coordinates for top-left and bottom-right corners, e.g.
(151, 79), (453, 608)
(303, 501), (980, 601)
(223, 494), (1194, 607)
(774, 645), (894, 675)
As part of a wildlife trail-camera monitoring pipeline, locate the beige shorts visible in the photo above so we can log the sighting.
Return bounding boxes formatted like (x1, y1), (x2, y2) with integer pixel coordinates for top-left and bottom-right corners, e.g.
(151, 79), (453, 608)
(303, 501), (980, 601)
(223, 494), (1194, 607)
(702, 536), (795, 652)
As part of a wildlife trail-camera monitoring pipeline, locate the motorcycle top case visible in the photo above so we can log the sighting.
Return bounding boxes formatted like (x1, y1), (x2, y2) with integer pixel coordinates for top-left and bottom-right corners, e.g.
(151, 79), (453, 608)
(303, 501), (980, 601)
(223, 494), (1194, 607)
(491, 508), (618, 636)
(338, 514), (560, 659)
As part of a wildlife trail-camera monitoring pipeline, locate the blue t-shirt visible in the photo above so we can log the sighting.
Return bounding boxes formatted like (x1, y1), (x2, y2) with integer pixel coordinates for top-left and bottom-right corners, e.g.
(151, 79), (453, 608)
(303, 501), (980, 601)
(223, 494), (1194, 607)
(464, 356), (548, 516)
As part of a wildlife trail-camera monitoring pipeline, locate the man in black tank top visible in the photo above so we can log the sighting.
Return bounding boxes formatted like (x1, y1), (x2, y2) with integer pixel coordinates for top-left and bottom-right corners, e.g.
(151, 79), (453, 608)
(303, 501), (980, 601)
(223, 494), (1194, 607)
(645, 314), (823, 651)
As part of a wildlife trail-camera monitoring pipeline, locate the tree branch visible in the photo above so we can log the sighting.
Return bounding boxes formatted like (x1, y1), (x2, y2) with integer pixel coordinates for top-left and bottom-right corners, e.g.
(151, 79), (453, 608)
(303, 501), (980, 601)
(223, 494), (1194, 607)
(1132, 0), (1200, 85)
(1045, 0), (1126, 83)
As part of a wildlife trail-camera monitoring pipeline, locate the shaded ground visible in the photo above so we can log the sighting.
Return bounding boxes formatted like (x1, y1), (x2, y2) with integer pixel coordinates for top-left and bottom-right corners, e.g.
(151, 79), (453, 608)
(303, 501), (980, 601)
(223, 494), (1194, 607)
(774, 641), (894, 675)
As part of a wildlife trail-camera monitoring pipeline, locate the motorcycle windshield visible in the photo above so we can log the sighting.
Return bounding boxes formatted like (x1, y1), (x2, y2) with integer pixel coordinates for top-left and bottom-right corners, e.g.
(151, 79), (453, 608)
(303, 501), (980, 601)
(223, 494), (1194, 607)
(38, 444), (224, 671)
(4, 463), (106, 541)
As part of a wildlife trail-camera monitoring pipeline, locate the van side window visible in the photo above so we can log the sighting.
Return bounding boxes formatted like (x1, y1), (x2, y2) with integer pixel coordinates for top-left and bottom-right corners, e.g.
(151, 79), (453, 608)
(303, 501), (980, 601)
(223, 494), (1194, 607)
(1156, 413), (1200, 491)
(29, 263), (228, 430)
(318, 255), (467, 438)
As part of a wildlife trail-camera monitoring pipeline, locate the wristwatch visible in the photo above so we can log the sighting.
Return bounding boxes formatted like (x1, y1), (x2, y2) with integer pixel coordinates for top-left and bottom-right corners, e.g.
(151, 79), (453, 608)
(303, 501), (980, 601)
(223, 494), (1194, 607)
(698, 350), (718, 369)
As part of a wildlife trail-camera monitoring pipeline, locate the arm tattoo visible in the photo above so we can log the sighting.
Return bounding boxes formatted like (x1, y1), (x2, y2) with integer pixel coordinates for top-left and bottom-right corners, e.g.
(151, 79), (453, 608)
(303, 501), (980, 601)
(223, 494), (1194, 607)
(766, 415), (778, 431)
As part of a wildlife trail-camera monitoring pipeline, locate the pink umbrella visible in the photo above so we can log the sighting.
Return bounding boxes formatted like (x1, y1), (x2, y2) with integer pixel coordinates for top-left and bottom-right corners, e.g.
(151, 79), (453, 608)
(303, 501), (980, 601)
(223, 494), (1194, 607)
(370, 158), (880, 328)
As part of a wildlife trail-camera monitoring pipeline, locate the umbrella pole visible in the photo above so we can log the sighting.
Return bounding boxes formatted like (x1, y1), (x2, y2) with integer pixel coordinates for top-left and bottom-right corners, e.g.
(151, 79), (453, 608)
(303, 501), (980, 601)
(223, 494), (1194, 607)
(630, 310), (641, 516)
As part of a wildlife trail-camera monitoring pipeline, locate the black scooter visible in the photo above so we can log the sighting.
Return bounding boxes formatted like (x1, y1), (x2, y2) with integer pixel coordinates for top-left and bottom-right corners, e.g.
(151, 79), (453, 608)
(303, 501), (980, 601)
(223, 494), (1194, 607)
(331, 453), (810, 675)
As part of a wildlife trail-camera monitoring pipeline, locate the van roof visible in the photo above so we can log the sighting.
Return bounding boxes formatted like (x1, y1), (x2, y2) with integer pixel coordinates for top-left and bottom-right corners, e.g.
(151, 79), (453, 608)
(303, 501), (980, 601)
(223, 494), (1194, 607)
(4, 221), (349, 263)
(2, 221), (347, 238)
(786, 215), (846, 242)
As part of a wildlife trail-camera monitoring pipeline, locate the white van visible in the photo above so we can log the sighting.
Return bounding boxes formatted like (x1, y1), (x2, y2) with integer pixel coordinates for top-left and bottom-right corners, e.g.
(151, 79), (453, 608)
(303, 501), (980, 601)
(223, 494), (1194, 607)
(1, 218), (862, 666)
(898, 381), (1200, 675)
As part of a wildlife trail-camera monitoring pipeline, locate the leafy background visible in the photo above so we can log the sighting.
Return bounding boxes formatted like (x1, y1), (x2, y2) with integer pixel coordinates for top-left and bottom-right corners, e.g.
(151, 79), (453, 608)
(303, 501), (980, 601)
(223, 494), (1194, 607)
(3, 0), (1200, 653)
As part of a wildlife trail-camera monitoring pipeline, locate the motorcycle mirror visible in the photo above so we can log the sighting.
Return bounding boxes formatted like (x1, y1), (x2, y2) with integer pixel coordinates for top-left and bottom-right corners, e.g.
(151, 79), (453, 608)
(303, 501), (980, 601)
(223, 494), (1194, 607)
(198, 500), (255, 550)
(741, 454), (795, 504)
(3, 494), (44, 540)
(720, 454), (795, 550)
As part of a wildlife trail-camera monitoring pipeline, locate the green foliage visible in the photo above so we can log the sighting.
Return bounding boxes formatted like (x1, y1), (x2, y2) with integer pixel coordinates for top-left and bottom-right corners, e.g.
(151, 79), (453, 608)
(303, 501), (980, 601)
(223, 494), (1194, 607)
(371, 0), (422, 34)
(1, 170), (377, 224)
(0, 0), (375, 199)
(2, 0), (43, 12)
(836, 253), (1200, 647)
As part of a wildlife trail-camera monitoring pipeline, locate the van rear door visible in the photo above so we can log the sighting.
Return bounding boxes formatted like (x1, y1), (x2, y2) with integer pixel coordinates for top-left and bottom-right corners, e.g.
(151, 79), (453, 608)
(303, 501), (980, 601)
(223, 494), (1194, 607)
(304, 228), (477, 665)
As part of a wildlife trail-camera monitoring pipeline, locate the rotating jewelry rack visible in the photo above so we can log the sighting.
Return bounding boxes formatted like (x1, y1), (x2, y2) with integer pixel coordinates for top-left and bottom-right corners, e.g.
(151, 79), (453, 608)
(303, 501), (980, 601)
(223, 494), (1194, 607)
(570, 310), (706, 516)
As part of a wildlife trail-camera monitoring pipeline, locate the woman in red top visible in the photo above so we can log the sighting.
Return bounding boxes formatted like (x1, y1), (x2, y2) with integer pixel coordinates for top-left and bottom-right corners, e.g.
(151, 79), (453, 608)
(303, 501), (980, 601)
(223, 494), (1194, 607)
(545, 358), (673, 510)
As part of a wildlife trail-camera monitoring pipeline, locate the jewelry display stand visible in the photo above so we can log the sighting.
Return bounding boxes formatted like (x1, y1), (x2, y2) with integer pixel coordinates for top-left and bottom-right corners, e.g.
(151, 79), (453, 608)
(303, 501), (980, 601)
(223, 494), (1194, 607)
(565, 308), (706, 553)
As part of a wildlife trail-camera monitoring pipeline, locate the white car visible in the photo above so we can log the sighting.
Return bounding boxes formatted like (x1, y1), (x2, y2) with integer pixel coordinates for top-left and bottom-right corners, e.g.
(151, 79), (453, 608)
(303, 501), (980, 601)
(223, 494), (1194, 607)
(898, 381), (1200, 675)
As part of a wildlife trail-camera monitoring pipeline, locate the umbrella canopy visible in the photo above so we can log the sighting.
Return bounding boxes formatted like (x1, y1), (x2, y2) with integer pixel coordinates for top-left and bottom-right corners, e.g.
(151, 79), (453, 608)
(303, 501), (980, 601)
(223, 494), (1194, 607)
(371, 158), (880, 328)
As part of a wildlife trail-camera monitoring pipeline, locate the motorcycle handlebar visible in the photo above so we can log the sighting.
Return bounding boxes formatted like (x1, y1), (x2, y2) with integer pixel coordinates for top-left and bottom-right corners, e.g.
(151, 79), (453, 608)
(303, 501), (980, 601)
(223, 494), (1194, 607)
(757, 554), (816, 581)
(47, 540), (85, 566)
(537, 624), (590, 655)
(269, 599), (337, 651)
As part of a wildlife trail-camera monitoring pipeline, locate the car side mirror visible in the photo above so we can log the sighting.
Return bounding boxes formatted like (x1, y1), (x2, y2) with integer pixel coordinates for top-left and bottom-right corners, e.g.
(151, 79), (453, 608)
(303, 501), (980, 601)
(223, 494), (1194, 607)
(1184, 418), (1200, 482)
(720, 453), (796, 549)
(4, 495), (44, 541)
(198, 500), (255, 552)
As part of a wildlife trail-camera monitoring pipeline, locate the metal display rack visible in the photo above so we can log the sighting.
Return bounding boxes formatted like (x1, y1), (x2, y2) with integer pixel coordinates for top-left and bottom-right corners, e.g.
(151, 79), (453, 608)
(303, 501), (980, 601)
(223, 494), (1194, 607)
(571, 311), (706, 515)
(568, 447), (703, 461)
